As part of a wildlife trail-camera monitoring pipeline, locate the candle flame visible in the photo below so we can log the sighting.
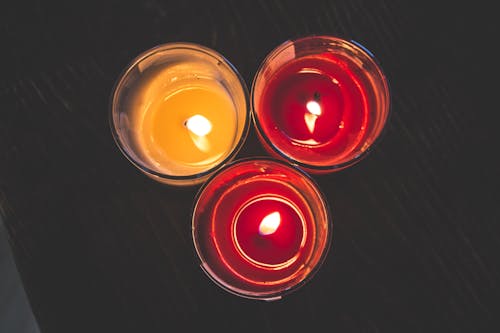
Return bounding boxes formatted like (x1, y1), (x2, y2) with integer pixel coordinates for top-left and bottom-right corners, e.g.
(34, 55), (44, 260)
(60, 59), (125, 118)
(185, 114), (212, 137)
(258, 211), (281, 236)
(185, 114), (212, 152)
(306, 100), (322, 116)
(305, 100), (321, 134)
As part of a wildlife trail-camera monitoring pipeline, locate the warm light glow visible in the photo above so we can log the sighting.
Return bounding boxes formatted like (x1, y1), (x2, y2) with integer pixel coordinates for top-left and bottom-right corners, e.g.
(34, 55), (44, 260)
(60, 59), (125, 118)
(305, 100), (321, 133)
(306, 100), (322, 116)
(185, 114), (212, 136)
(258, 211), (281, 235)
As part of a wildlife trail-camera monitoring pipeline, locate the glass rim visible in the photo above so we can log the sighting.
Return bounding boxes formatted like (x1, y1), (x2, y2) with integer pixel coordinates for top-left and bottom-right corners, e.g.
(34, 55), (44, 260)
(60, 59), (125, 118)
(191, 156), (333, 300)
(109, 42), (251, 183)
(250, 34), (391, 172)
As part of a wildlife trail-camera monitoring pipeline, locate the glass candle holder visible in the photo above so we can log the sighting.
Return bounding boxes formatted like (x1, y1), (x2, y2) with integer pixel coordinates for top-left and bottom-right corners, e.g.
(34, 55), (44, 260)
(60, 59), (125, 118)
(251, 35), (390, 173)
(110, 43), (250, 186)
(192, 158), (332, 300)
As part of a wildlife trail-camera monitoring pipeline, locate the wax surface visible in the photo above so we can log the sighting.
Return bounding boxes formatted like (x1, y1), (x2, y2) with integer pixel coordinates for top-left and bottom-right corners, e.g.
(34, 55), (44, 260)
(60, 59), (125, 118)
(234, 196), (304, 266)
(257, 54), (371, 165)
(208, 178), (315, 285)
(137, 78), (237, 174)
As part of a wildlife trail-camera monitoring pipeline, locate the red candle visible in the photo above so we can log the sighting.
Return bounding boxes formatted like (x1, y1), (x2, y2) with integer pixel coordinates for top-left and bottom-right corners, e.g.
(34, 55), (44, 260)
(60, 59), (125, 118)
(192, 158), (331, 300)
(252, 36), (390, 173)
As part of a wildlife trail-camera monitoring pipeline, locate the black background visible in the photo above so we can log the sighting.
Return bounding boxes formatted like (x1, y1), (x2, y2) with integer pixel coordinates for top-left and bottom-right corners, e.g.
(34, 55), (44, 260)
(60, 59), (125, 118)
(1, 1), (499, 332)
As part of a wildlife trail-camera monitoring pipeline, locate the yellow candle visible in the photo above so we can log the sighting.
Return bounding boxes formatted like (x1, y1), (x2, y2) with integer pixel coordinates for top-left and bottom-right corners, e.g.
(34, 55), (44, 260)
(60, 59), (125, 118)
(111, 43), (249, 186)
(137, 78), (237, 174)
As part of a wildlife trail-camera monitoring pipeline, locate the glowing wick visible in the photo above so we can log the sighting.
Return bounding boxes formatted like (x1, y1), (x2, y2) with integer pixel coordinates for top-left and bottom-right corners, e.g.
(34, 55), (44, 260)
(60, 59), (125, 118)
(306, 100), (322, 116)
(258, 211), (281, 236)
(185, 114), (212, 137)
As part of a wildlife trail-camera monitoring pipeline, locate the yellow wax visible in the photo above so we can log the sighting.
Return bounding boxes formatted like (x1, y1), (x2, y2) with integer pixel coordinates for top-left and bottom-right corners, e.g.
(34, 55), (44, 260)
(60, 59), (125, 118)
(136, 77), (237, 175)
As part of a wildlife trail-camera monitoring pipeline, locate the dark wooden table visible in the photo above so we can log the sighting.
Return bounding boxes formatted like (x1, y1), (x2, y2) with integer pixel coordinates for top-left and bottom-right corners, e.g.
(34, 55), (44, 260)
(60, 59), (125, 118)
(1, 1), (498, 332)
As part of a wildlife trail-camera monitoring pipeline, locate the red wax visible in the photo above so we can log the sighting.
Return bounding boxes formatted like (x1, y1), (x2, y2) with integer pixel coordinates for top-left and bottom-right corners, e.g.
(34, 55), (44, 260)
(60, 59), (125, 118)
(192, 159), (331, 299)
(257, 54), (370, 166)
(234, 197), (304, 266)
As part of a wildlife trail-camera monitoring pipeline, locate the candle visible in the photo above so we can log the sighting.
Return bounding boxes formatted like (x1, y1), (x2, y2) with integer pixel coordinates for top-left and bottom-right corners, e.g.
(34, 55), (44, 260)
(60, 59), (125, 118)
(110, 43), (249, 186)
(252, 35), (390, 173)
(192, 158), (331, 300)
